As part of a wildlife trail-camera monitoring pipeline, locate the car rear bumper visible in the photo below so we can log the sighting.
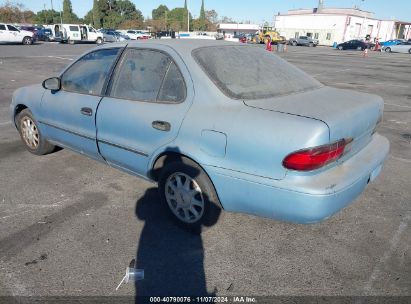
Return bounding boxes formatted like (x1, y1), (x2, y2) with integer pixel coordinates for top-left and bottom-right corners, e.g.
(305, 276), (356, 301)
(205, 133), (389, 223)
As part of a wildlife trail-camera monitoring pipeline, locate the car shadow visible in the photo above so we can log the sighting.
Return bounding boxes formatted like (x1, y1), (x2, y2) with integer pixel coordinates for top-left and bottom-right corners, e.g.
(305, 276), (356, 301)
(134, 187), (218, 300)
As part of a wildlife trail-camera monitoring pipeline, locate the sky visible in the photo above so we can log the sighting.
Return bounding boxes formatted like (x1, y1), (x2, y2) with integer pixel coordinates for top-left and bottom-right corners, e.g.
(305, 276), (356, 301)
(3, 0), (411, 23)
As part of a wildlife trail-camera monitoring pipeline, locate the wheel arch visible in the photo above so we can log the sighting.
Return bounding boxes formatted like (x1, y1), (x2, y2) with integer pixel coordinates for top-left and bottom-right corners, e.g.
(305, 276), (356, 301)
(13, 104), (28, 126)
(149, 151), (224, 209)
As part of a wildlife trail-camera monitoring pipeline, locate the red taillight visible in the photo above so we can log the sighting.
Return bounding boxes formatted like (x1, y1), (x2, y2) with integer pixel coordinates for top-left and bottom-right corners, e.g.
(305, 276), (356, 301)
(283, 138), (353, 171)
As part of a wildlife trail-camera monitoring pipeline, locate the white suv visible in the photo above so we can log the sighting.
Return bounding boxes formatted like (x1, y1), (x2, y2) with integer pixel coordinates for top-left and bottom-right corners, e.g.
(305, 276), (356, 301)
(0, 23), (34, 45)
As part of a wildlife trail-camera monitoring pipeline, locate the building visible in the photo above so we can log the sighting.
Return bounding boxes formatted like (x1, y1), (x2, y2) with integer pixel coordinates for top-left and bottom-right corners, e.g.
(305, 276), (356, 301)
(217, 23), (260, 38)
(274, 7), (411, 46)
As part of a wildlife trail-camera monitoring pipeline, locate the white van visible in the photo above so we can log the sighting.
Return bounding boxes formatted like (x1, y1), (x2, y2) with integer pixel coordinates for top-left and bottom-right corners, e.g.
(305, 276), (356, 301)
(0, 23), (35, 45)
(53, 24), (103, 44)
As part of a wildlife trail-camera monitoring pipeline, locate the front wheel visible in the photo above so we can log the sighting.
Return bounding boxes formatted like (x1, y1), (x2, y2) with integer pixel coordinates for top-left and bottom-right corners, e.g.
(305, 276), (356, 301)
(408, 48), (411, 54)
(292, 41), (297, 46)
(159, 158), (222, 232)
(338, 45), (344, 50)
(96, 37), (103, 44)
(22, 36), (32, 45)
(16, 109), (55, 155)
(385, 47), (391, 53)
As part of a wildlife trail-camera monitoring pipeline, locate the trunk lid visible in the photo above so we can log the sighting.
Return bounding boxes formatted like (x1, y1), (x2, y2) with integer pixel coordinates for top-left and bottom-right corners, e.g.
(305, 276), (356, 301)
(244, 86), (383, 159)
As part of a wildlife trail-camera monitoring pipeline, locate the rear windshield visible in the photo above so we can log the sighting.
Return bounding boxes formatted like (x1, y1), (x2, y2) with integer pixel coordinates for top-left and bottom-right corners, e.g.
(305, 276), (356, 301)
(192, 45), (322, 100)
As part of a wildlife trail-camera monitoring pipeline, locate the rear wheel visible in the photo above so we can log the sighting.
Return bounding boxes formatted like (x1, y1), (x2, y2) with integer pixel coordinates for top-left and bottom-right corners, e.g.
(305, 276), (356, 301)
(338, 45), (344, 50)
(408, 48), (411, 54)
(68, 38), (75, 45)
(292, 41), (297, 46)
(385, 47), (391, 53)
(158, 158), (221, 232)
(22, 36), (32, 45)
(16, 109), (55, 155)
(308, 42), (314, 47)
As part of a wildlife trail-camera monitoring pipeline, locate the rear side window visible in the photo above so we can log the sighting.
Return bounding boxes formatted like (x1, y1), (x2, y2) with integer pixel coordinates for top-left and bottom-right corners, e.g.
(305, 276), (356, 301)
(110, 49), (186, 103)
(69, 26), (79, 31)
(61, 48), (120, 95)
(7, 25), (19, 31)
(193, 45), (321, 100)
(0, 24), (6, 30)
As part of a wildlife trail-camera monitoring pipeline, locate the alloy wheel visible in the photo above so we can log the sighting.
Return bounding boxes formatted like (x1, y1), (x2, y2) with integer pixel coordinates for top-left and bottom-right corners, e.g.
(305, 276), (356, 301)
(20, 116), (39, 149)
(165, 172), (205, 224)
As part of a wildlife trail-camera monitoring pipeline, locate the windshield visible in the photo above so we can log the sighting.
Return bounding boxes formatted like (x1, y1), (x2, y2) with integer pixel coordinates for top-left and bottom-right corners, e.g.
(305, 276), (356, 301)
(192, 45), (322, 100)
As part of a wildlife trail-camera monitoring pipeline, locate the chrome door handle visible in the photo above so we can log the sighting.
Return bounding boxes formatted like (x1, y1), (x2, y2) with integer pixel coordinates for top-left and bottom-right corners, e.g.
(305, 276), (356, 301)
(80, 107), (93, 116)
(152, 120), (171, 131)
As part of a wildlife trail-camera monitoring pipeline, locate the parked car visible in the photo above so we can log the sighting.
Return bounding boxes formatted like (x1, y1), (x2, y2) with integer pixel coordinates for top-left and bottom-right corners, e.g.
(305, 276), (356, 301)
(380, 39), (403, 47)
(120, 29), (150, 40)
(103, 31), (129, 42)
(11, 41), (389, 229)
(382, 41), (411, 54)
(36, 28), (53, 41)
(336, 40), (370, 50)
(289, 36), (318, 47)
(0, 23), (35, 44)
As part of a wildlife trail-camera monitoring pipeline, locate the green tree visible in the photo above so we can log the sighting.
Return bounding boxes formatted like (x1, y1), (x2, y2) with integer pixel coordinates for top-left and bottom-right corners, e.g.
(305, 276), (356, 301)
(62, 0), (78, 23)
(33, 9), (61, 24)
(83, 9), (93, 25)
(103, 11), (123, 28)
(198, 0), (206, 31)
(167, 7), (191, 32)
(152, 4), (169, 20)
(92, 0), (102, 28)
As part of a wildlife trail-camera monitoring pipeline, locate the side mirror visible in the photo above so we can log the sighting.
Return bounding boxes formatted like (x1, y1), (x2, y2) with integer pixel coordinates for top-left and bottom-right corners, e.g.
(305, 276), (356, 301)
(42, 77), (61, 91)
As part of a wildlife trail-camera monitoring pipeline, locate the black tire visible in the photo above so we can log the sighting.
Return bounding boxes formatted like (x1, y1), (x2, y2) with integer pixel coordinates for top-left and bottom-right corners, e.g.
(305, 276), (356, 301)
(158, 158), (222, 233)
(68, 38), (75, 45)
(385, 47), (391, 53)
(338, 45), (344, 50)
(408, 48), (411, 54)
(22, 36), (32, 45)
(308, 42), (314, 47)
(96, 37), (103, 44)
(292, 41), (297, 46)
(16, 109), (55, 155)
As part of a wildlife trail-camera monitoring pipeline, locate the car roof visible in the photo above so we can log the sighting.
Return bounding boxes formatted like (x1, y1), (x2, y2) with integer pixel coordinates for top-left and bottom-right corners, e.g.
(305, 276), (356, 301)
(126, 39), (239, 52)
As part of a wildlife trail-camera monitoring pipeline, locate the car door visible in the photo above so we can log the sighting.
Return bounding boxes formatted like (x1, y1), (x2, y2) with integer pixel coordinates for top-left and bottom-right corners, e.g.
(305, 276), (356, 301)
(0, 24), (9, 42)
(6, 25), (21, 42)
(39, 47), (122, 160)
(96, 46), (193, 177)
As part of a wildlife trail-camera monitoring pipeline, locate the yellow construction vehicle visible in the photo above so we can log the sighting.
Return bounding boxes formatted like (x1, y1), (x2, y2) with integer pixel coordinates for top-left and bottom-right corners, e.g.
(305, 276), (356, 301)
(252, 26), (285, 45)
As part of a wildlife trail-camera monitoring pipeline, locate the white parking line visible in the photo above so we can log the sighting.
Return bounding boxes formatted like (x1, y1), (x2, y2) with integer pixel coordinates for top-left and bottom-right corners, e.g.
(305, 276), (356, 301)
(47, 55), (73, 61)
(363, 213), (411, 292)
(384, 103), (411, 109)
(0, 121), (11, 126)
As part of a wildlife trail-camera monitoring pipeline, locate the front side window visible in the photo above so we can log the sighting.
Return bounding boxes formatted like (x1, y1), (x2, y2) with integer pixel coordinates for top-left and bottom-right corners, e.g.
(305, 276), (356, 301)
(193, 45), (322, 100)
(61, 48), (120, 95)
(7, 25), (19, 31)
(110, 49), (186, 103)
(69, 26), (79, 31)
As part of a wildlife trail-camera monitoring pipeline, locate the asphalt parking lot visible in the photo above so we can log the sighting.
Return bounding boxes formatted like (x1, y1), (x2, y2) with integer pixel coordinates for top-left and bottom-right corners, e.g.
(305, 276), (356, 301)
(0, 42), (410, 299)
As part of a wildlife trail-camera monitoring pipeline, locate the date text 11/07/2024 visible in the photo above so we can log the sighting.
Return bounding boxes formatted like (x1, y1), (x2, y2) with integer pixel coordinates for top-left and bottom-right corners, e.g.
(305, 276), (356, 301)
(148, 296), (256, 302)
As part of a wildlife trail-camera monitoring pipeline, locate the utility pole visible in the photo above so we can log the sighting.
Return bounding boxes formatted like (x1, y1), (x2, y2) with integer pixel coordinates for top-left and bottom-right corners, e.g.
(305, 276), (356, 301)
(50, 0), (54, 11)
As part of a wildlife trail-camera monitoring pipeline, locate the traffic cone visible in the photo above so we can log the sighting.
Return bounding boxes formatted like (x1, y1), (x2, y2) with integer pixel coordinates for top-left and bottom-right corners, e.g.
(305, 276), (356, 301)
(363, 48), (368, 57)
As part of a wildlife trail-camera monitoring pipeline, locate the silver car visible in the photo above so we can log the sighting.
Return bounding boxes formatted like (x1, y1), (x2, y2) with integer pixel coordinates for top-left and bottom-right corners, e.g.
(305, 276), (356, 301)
(383, 41), (411, 54)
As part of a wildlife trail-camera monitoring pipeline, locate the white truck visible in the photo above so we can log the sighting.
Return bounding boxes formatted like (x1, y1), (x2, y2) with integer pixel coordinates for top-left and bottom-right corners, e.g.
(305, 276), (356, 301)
(0, 23), (35, 45)
(52, 24), (103, 44)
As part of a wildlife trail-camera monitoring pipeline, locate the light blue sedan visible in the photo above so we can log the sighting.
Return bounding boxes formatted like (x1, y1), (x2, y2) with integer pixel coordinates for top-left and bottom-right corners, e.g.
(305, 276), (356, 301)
(11, 40), (389, 228)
